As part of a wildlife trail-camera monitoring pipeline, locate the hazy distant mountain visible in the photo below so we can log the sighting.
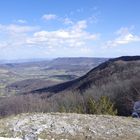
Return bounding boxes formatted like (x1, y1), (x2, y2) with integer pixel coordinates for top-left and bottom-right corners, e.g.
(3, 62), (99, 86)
(0, 58), (51, 64)
(3, 57), (107, 95)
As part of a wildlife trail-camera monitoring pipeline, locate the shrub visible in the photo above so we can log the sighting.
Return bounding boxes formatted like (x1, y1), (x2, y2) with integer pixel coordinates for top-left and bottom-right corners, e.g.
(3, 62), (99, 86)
(86, 96), (117, 115)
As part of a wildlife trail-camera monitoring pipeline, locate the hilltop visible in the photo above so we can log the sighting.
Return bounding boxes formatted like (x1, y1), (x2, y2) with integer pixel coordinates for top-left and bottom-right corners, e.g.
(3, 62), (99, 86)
(0, 56), (140, 117)
(29, 56), (140, 116)
(31, 56), (140, 93)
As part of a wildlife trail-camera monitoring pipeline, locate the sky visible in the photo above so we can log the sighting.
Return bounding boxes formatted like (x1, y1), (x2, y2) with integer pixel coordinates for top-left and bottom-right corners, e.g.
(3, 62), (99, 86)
(0, 0), (140, 60)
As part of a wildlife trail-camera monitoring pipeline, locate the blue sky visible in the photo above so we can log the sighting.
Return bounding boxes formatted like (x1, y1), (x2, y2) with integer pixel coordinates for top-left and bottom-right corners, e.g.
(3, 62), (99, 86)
(0, 0), (140, 60)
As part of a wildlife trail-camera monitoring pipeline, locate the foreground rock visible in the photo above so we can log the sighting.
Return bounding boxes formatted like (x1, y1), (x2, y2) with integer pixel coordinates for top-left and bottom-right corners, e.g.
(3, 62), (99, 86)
(0, 113), (140, 140)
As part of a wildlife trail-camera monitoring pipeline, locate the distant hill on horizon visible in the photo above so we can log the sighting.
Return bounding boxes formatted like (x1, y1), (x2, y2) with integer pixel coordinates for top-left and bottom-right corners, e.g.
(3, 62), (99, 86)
(0, 57), (108, 64)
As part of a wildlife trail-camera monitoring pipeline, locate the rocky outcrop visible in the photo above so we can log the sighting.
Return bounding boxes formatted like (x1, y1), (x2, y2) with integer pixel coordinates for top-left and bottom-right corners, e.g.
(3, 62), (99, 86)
(0, 113), (140, 140)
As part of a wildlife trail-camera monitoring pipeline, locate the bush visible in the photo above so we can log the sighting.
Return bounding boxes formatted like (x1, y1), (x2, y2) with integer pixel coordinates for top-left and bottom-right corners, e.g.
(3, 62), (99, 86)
(86, 96), (117, 115)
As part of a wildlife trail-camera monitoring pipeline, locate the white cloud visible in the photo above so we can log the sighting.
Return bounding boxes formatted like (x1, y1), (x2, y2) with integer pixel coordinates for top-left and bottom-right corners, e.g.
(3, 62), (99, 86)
(42, 14), (74, 25)
(0, 24), (39, 53)
(105, 27), (140, 48)
(17, 19), (27, 24)
(80, 47), (91, 53)
(0, 24), (38, 33)
(73, 20), (87, 30)
(42, 14), (57, 21)
(0, 42), (7, 49)
(63, 18), (73, 25)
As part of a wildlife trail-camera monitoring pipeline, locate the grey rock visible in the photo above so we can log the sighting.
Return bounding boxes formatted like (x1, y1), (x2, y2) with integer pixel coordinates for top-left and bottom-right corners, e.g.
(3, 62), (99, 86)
(0, 113), (140, 140)
(23, 133), (38, 140)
